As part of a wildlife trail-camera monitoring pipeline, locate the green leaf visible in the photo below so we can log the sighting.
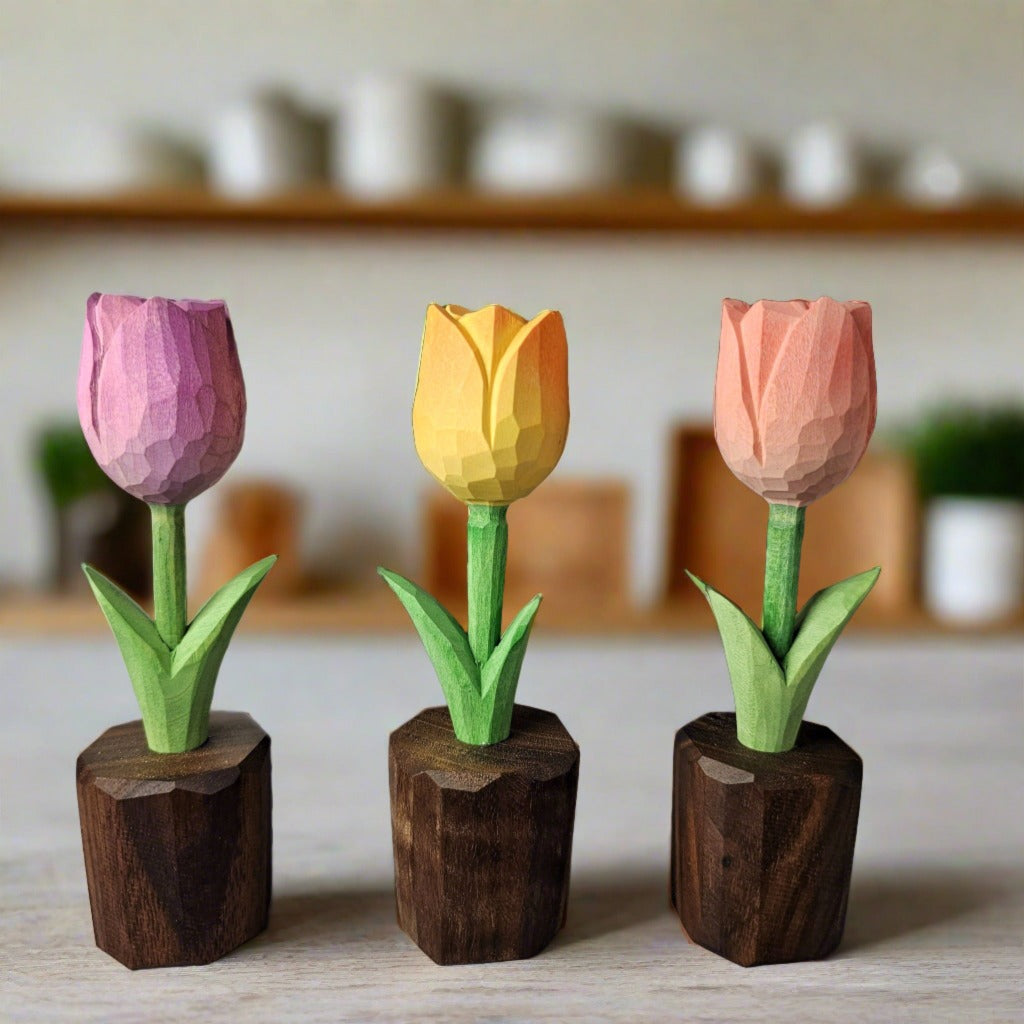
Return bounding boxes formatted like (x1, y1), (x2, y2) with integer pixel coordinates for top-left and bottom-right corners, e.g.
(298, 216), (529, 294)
(82, 556), (276, 754)
(783, 566), (881, 714)
(173, 555), (277, 669)
(688, 566), (881, 753)
(82, 564), (172, 740)
(166, 555), (278, 749)
(474, 594), (543, 744)
(377, 567), (481, 733)
(687, 570), (790, 751)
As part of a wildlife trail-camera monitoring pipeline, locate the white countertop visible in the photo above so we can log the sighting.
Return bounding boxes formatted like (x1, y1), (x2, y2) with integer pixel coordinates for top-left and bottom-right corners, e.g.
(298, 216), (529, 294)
(3, 635), (1022, 1023)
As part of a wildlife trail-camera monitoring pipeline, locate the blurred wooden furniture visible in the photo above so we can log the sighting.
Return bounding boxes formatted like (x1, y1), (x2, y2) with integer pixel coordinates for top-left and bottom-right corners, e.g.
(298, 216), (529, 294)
(664, 425), (919, 618)
(423, 480), (631, 615)
(2, 191), (1022, 236)
(197, 480), (304, 602)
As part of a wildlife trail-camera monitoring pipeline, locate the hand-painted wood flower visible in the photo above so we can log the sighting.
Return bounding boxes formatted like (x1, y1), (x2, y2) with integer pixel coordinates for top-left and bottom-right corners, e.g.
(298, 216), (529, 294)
(381, 303), (570, 745)
(79, 294), (246, 504)
(714, 297), (876, 506)
(77, 294), (274, 753)
(689, 297), (881, 752)
(412, 303), (569, 504)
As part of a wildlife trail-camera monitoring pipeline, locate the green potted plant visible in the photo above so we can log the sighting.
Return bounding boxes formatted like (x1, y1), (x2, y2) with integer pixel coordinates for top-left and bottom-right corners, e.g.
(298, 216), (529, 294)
(906, 404), (1024, 622)
(34, 421), (150, 596)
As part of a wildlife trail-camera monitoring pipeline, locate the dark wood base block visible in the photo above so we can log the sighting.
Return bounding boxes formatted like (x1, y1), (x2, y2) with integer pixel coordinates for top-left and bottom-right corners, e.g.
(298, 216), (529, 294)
(671, 711), (861, 967)
(389, 704), (579, 965)
(76, 711), (272, 969)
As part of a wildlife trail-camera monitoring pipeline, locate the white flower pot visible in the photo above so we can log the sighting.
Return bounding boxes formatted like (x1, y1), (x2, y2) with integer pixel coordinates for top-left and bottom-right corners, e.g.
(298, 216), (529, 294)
(924, 498), (1024, 622)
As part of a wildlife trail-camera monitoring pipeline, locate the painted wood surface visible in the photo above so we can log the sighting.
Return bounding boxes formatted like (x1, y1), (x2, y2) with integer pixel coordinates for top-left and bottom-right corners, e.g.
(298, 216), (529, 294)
(3, 638), (1022, 1022)
(381, 302), (571, 746)
(3, 588), (1022, 636)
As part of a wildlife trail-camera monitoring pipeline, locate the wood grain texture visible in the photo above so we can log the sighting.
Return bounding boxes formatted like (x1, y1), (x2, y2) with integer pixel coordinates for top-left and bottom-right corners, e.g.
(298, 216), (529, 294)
(2, 190), (1022, 235)
(389, 704), (579, 964)
(76, 711), (271, 969)
(671, 711), (861, 966)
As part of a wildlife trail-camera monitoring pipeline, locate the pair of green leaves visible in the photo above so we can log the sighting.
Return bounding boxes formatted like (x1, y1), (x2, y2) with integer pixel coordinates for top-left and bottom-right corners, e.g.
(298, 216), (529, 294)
(83, 556), (276, 752)
(688, 566), (880, 752)
(378, 568), (541, 745)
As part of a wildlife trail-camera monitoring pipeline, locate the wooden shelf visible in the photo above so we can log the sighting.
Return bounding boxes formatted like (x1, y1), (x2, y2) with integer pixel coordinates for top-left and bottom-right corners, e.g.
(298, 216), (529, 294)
(2, 190), (1023, 235)
(1, 591), (1020, 637)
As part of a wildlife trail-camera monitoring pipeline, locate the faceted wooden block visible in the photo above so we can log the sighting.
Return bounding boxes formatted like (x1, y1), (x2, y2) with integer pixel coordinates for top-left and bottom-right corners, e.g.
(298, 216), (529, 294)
(76, 711), (271, 969)
(389, 704), (579, 965)
(671, 711), (861, 967)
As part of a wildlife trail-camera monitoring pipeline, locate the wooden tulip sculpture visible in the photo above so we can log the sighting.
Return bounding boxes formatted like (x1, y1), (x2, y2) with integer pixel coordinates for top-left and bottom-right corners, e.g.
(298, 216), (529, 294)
(379, 303), (569, 745)
(380, 303), (578, 966)
(689, 297), (880, 752)
(75, 293), (275, 970)
(78, 294), (275, 752)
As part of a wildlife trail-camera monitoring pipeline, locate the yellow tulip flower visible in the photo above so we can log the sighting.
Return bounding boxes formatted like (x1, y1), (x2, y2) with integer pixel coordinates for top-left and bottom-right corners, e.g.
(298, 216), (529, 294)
(413, 303), (569, 504)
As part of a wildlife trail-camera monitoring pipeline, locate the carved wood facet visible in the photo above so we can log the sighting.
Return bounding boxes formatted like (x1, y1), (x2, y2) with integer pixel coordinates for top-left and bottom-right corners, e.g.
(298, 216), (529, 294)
(670, 711), (862, 966)
(389, 704), (579, 964)
(76, 711), (272, 969)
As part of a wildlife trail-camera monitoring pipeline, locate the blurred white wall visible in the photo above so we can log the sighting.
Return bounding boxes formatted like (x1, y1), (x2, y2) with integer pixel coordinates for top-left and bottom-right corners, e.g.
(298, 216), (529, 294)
(1, 1), (1022, 599)
(4, 0), (1023, 183)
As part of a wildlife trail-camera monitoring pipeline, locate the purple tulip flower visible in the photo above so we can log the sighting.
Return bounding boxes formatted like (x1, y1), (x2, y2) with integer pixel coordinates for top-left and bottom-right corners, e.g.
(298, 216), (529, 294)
(78, 294), (246, 505)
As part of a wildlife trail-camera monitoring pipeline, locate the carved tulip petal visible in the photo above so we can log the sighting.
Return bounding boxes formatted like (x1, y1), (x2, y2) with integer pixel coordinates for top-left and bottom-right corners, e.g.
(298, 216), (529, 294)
(714, 302), (759, 468)
(489, 311), (569, 502)
(714, 296), (876, 507)
(413, 304), (491, 502)
(412, 303), (570, 504)
(77, 295), (246, 505)
(449, 304), (529, 381)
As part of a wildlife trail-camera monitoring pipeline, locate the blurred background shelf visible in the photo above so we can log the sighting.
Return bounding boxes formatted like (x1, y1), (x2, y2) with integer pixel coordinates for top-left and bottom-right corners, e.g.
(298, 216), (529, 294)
(2, 591), (1021, 637)
(2, 190), (1023, 235)
(5, 4), (1024, 642)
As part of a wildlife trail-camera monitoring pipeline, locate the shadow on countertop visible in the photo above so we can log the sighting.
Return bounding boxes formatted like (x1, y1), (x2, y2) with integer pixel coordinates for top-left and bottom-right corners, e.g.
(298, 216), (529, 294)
(246, 862), (1020, 960)
(841, 864), (1020, 952)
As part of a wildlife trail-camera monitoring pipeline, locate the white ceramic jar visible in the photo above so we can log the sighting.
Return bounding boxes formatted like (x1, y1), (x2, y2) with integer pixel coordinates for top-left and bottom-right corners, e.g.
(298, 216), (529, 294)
(335, 75), (457, 198)
(782, 120), (860, 207)
(471, 107), (630, 194)
(923, 497), (1024, 622)
(899, 146), (975, 208)
(211, 89), (325, 197)
(674, 125), (758, 206)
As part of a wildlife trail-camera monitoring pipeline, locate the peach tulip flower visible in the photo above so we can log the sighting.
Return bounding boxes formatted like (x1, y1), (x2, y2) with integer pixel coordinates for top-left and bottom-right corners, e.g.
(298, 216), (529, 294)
(714, 297), (876, 506)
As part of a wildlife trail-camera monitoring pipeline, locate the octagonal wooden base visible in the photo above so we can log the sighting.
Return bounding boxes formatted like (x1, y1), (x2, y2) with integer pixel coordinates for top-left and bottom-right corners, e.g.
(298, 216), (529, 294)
(76, 711), (272, 969)
(389, 704), (579, 965)
(670, 711), (861, 967)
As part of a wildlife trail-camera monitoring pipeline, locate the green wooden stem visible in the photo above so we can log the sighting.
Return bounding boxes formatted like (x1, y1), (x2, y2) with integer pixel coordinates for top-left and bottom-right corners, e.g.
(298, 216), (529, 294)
(761, 503), (805, 661)
(466, 504), (508, 666)
(150, 503), (188, 649)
